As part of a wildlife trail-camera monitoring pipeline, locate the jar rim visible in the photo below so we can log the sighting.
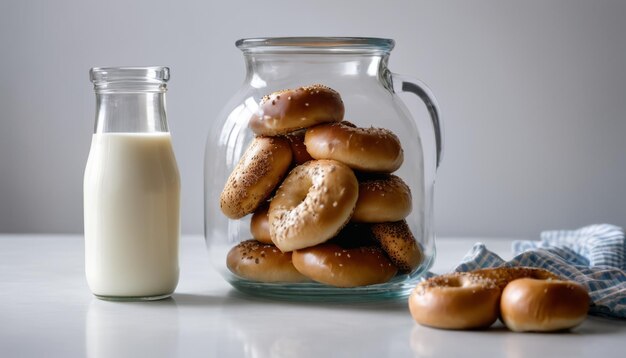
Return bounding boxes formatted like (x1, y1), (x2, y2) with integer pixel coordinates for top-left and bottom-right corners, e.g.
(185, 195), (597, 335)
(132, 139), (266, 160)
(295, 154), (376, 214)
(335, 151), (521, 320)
(90, 66), (170, 84)
(236, 37), (395, 54)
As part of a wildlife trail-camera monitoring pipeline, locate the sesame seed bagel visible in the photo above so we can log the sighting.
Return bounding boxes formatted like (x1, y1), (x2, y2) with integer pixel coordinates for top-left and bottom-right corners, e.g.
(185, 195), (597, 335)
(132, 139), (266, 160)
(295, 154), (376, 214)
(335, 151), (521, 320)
(250, 204), (272, 244)
(304, 121), (404, 173)
(226, 240), (309, 283)
(269, 159), (358, 252)
(371, 220), (422, 273)
(220, 137), (292, 219)
(249, 84), (345, 136)
(409, 273), (501, 330)
(352, 174), (412, 223)
(292, 241), (398, 288)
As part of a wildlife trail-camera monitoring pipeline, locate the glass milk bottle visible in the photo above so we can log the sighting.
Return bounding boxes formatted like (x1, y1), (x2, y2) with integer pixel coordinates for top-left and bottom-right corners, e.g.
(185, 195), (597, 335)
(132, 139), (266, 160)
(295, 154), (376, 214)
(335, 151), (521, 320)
(84, 67), (180, 301)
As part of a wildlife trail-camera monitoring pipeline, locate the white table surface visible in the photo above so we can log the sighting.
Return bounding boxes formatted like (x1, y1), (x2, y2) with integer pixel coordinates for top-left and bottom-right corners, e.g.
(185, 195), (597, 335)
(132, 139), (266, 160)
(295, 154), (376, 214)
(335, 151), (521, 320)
(1, 235), (624, 357)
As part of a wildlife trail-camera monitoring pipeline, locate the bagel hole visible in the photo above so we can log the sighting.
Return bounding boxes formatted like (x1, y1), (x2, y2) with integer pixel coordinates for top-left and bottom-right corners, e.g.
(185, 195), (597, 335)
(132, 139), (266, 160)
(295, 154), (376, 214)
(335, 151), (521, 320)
(446, 277), (463, 288)
(291, 177), (313, 209)
(529, 271), (555, 281)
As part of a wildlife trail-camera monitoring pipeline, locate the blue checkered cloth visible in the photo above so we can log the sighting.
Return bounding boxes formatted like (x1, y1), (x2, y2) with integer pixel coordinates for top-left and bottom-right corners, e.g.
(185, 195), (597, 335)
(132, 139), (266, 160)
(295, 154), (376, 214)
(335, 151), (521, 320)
(452, 224), (626, 319)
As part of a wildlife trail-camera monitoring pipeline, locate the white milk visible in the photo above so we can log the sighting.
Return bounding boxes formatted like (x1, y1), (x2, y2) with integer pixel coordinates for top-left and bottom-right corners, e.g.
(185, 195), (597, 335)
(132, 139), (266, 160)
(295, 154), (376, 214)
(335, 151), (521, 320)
(84, 132), (180, 298)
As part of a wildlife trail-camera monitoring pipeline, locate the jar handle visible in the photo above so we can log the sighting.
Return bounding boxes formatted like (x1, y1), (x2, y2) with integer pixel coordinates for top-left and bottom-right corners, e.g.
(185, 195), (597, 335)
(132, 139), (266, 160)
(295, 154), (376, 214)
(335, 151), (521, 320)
(392, 74), (444, 169)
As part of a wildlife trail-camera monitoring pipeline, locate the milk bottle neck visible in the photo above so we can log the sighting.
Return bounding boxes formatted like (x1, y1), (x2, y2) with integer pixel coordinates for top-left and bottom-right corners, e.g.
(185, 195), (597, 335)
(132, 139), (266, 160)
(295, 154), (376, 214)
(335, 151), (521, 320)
(90, 67), (170, 133)
(93, 92), (168, 133)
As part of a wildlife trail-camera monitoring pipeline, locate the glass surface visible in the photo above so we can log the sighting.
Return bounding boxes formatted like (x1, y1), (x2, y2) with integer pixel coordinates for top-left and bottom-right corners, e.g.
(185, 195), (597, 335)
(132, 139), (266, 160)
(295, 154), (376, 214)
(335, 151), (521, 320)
(204, 38), (442, 300)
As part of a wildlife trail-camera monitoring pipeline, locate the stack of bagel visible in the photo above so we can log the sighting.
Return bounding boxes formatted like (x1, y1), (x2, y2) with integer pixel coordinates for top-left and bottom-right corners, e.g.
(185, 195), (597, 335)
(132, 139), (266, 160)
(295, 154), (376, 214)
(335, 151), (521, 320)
(220, 84), (423, 287)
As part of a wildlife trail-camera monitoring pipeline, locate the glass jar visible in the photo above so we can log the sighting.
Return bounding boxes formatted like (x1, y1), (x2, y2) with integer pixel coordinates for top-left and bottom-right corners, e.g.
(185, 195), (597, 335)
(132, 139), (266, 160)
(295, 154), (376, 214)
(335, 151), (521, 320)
(84, 66), (181, 301)
(204, 38), (442, 300)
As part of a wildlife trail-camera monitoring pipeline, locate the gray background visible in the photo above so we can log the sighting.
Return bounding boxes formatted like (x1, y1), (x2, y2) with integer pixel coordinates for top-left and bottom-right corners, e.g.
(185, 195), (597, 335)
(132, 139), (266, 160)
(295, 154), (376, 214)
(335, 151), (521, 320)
(1, 0), (624, 238)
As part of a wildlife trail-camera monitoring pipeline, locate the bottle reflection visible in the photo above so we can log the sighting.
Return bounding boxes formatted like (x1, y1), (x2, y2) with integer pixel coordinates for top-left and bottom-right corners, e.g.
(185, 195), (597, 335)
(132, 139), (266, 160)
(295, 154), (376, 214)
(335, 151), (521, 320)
(216, 304), (308, 357)
(409, 324), (506, 357)
(85, 298), (179, 358)
(216, 298), (406, 358)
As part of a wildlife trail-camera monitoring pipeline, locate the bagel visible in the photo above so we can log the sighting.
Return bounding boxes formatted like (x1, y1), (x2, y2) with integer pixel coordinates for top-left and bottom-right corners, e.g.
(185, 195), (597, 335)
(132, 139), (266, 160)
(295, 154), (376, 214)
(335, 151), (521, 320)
(352, 174), (412, 222)
(220, 137), (292, 219)
(292, 240), (398, 288)
(500, 278), (589, 332)
(269, 159), (359, 252)
(371, 220), (422, 272)
(226, 240), (309, 283)
(250, 204), (272, 244)
(304, 121), (404, 173)
(409, 273), (501, 330)
(249, 84), (344, 136)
